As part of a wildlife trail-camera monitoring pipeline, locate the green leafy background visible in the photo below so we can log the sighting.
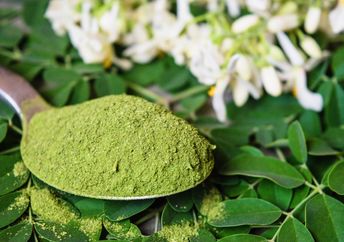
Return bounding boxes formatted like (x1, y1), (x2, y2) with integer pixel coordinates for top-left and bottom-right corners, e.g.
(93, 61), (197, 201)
(1, 1), (344, 241)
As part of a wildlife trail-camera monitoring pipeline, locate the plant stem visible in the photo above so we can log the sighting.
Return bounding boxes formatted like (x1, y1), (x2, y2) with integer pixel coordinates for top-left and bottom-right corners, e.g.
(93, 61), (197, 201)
(269, 189), (319, 242)
(126, 82), (168, 106)
(8, 119), (22, 135)
(0, 146), (20, 154)
(171, 85), (209, 102)
(237, 178), (262, 199)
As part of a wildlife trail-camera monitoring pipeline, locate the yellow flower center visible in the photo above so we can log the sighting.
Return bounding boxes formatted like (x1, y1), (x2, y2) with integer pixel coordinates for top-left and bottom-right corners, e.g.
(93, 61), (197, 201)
(208, 86), (216, 97)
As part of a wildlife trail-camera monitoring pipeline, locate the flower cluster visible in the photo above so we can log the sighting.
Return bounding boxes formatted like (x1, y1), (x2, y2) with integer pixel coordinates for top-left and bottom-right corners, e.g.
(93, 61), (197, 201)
(45, 0), (344, 122)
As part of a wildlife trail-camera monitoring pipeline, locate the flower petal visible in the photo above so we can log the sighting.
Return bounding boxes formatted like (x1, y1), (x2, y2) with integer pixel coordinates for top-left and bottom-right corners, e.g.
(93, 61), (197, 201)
(276, 32), (304, 66)
(261, 66), (282, 96)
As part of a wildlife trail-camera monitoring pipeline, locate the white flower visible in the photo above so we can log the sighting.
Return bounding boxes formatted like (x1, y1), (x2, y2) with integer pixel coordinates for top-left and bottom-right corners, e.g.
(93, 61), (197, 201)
(232, 14), (260, 33)
(267, 14), (299, 33)
(329, 1), (344, 34)
(225, 0), (240, 17)
(68, 24), (113, 66)
(276, 32), (304, 66)
(212, 55), (240, 122)
(45, 0), (80, 35)
(208, 0), (220, 12)
(99, 2), (124, 42)
(304, 7), (321, 34)
(177, 0), (192, 23)
(235, 55), (252, 81)
(300, 36), (322, 59)
(123, 40), (159, 63)
(189, 39), (224, 85)
(212, 76), (230, 122)
(232, 79), (250, 107)
(293, 67), (323, 111)
(246, 0), (270, 14)
(261, 66), (282, 96)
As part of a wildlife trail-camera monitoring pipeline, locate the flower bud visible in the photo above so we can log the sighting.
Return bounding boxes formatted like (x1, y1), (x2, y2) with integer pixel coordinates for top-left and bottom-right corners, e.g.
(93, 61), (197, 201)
(233, 79), (249, 107)
(304, 7), (321, 34)
(267, 14), (299, 33)
(235, 55), (252, 81)
(300, 36), (322, 59)
(329, 2), (344, 34)
(276, 32), (304, 66)
(232, 14), (260, 33)
(261, 66), (282, 96)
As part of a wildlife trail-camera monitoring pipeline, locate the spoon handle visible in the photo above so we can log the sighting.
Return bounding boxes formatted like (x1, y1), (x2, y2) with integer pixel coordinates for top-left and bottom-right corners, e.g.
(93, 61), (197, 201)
(0, 67), (50, 122)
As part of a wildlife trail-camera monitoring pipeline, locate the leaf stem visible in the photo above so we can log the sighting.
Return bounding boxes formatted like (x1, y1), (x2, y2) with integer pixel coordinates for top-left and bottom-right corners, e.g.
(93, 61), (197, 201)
(237, 178), (262, 199)
(0, 145), (20, 154)
(170, 85), (209, 102)
(126, 82), (168, 106)
(8, 119), (23, 135)
(269, 189), (319, 241)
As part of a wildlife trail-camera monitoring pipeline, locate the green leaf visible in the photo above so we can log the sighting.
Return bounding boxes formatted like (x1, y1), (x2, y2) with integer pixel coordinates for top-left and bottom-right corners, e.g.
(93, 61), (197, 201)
(288, 121), (307, 163)
(322, 128), (344, 150)
(308, 138), (339, 156)
(35, 220), (88, 242)
(94, 74), (126, 97)
(306, 194), (344, 241)
(104, 199), (154, 221)
(124, 60), (165, 86)
(43, 67), (81, 106)
(22, 0), (49, 28)
(0, 122), (7, 143)
(167, 190), (193, 212)
(221, 180), (250, 198)
(0, 191), (29, 228)
(103, 218), (141, 240)
(324, 84), (344, 127)
(190, 229), (216, 242)
(0, 220), (32, 242)
(289, 167), (312, 209)
(239, 146), (264, 157)
(217, 234), (267, 242)
(257, 180), (292, 210)
(299, 111), (321, 138)
(220, 154), (305, 189)
(207, 198), (281, 227)
(332, 47), (344, 80)
(69, 81), (90, 104)
(0, 25), (23, 48)
(209, 226), (250, 238)
(161, 203), (193, 226)
(66, 197), (104, 217)
(0, 100), (15, 120)
(179, 94), (207, 113)
(0, 156), (30, 196)
(328, 161), (344, 195)
(278, 217), (314, 242)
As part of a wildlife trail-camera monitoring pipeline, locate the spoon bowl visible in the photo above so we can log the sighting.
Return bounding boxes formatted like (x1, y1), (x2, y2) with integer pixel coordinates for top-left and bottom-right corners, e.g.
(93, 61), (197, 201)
(0, 67), (214, 200)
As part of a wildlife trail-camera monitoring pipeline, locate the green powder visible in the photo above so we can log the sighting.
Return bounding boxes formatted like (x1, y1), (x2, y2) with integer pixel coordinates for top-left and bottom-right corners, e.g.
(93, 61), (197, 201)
(13, 161), (28, 177)
(30, 188), (102, 239)
(199, 187), (223, 216)
(207, 202), (225, 221)
(21, 95), (214, 198)
(157, 222), (199, 242)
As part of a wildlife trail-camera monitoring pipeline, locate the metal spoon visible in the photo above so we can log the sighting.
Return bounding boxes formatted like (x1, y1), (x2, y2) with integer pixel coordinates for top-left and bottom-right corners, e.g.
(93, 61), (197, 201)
(0, 67), (212, 200)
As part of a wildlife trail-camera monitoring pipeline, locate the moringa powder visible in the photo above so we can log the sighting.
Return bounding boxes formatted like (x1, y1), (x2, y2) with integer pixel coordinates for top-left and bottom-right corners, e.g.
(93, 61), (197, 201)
(21, 95), (214, 198)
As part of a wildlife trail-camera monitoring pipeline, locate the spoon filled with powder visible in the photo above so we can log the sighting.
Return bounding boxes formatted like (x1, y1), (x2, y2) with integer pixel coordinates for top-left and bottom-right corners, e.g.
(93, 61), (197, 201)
(0, 67), (214, 200)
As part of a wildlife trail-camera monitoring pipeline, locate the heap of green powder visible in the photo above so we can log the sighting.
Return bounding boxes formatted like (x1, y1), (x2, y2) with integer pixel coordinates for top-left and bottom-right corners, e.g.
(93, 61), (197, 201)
(30, 188), (102, 240)
(157, 222), (199, 242)
(21, 95), (214, 198)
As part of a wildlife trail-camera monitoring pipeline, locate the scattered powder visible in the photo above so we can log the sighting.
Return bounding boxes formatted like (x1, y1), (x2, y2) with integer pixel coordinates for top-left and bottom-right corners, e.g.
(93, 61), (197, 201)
(200, 187), (223, 216)
(30, 188), (101, 240)
(21, 95), (214, 198)
(103, 218), (141, 239)
(158, 222), (199, 242)
(13, 161), (28, 177)
(7, 191), (29, 211)
(206, 202), (225, 221)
